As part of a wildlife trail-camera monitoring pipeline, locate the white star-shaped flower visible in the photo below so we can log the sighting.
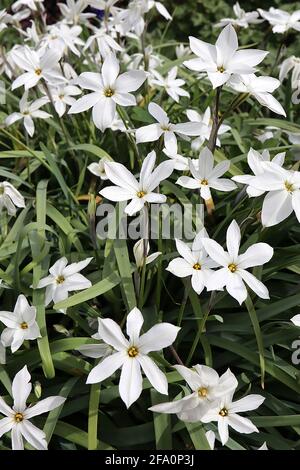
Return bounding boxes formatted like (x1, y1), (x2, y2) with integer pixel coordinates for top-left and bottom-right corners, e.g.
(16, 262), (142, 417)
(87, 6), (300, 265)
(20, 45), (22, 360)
(0, 181), (25, 215)
(136, 102), (206, 154)
(5, 91), (51, 137)
(0, 295), (41, 353)
(86, 307), (180, 408)
(166, 228), (217, 295)
(69, 54), (146, 131)
(202, 220), (273, 304)
(176, 147), (237, 200)
(184, 24), (268, 89)
(36, 257), (93, 312)
(150, 365), (237, 422)
(0, 366), (65, 450)
(201, 390), (265, 446)
(100, 150), (174, 216)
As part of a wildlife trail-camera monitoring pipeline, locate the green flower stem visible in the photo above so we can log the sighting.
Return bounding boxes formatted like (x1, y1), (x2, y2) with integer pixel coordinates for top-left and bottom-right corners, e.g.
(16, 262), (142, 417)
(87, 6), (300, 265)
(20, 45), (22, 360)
(88, 382), (101, 451)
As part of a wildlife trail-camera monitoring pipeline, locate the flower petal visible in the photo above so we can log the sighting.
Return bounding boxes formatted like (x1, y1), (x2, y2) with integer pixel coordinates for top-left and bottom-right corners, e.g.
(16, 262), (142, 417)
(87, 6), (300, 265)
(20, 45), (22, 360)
(138, 323), (180, 353)
(226, 273), (247, 305)
(230, 394), (265, 414)
(12, 365), (32, 412)
(238, 243), (273, 269)
(166, 258), (194, 278)
(19, 420), (47, 450)
(104, 161), (139, 192)
(119, 358), (143, 408)
(25, 396), (65, 419)
(138, 355), (168, 395)
(126, 307), (144, 344)
(136, 123), (163, 144)
(148, 102), (169, 124)
(92, 97), (116, 132)
(226, 220), (241, 260)
(86, 352), (125, 384)
(201, 239), (230, 267)
(238, 269), (270, 300)
(115, 70), (146, 92)
(98, 318), (129, 351)
(228, 414), (259, 435)
(102, 53), (119, 88)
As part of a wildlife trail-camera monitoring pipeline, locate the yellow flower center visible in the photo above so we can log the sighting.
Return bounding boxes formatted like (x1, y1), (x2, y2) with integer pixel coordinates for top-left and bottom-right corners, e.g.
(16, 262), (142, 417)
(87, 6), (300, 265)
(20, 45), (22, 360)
(104, 88), (114, 97)
(59, 94), (65, 100)
(56, 275), (65, 284)
(198, 387), (208, 398)
(201, 179), (209, 185)
(23, 110), (30, 115)
(127, 346), (139, 358)
(193, 263), (201, 270)
(217, 65), (225, 73)
(0, 186), (4, 195)
(137, 191), (146, 198)
(35, 68), (42, 76)
(219, 407), (228, 417)
(20, 322), (28, 330)
(285, 181), (294, 193)
(14, 412), (24, 423)
(228, 263), (237, 273)
(161, 125), (171, 131)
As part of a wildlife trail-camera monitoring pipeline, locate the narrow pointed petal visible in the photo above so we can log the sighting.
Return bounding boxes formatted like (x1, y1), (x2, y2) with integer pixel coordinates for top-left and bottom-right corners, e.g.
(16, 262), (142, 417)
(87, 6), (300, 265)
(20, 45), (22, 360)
(119, 358), (143, 408)
(166, 258), (194, 278)
(226, 273), (248, 304)
(230, 394), (265, 413)
(0, 397), (14, 417)
(239, 269), (269, 300)
(86, 352), (125, 384)
(201, 239), (230, 267)
(11, 426), (24, 450)
(12, 366), (31, 412)
(138, 323), (180, 353)
(148, 102), (169, 124)
(228, 414), (259, 435)
(218, 417), (229, 445)
(138, 355), (168, 395)
(25, 396), (65, 419)
(126, 308), (144, 344)
(104, 161), (139, 192)
(261, 190), (293, 227)
(226, 220), (241, 260)
(238, 243), (273, 268)
(98, 318), (129, 351)
(19, 420), (47, 450)
(0, 417), (14, 437)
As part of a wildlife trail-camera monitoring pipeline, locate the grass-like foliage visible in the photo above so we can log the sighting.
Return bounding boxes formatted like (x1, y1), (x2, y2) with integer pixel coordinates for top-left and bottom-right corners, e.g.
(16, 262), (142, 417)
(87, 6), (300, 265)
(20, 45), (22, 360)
(0, 0), (300, 451)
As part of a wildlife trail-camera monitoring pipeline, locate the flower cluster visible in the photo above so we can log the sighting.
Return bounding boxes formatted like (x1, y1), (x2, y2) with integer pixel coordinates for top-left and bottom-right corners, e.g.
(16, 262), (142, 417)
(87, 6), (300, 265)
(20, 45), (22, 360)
(0, 0), (299, 452)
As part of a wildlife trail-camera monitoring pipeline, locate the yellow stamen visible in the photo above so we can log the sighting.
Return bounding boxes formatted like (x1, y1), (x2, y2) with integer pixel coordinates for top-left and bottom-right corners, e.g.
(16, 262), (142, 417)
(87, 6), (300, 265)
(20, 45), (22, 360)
(14, 412), (24, 423)
(285, 181), (294, 193)
(35, 68), (42, 76)
(137, 191), (146, 198)
(198, 387), (208, 398)
(193, 263), (201, 270)
(217, 65), (225, 73)
(127, 346), (139, 358)
(56, 275), (65, 284)
(201, 179), (209, 186)
(104, 88), (114, 97)
(228, 263), (237, 273)
(20, 322), (28, 330)
(219, 408), (228, 417)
